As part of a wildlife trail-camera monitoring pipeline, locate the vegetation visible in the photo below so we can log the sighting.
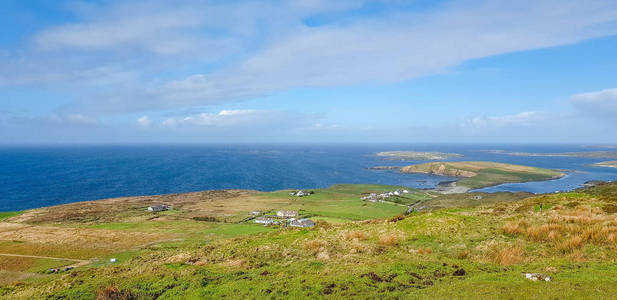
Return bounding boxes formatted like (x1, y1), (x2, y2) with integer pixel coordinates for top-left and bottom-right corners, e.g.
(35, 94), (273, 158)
(0, 211), (22, 221)
(4, 183), (617, 298)
(400, 161), (565, 189)
(376, 151), (463, 160)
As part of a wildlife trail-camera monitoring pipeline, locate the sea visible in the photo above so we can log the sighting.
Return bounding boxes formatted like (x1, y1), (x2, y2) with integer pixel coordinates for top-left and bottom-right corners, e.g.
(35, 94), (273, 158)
(1, 144), (617, 212)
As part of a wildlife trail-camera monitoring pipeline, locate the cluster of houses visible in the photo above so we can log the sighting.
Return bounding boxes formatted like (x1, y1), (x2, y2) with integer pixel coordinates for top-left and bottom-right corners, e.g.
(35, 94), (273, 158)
(289, 190), (313, 197)
(361, 189), (410, 202)
(252, 210), (315, 228)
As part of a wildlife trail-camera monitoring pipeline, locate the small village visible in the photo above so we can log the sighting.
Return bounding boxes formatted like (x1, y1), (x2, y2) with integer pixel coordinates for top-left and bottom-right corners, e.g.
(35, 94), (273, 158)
(360, 188), (411, 202)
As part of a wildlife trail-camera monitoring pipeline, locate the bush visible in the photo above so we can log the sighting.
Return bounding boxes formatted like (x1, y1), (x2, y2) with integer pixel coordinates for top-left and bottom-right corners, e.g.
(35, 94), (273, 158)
(378, 234), (398, 246)
(96, 285), (136, 300)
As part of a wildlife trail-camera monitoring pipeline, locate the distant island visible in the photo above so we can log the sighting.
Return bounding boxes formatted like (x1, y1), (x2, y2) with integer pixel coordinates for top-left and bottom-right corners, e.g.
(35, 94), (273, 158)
(487, 150), (617, 158)
(376, 151), (463, 160)
(399, 161), (565, 192)
(591, 161), (617, 168)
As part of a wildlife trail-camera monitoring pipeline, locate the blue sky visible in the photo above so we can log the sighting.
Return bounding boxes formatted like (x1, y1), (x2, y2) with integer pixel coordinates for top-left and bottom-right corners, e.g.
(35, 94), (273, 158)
(1, 0), (617, 143)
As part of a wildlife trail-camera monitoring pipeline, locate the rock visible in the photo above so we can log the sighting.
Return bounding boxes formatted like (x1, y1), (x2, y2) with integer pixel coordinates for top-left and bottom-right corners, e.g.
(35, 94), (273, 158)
(453, 268), (466, 276)
(524, 273), (550, 282)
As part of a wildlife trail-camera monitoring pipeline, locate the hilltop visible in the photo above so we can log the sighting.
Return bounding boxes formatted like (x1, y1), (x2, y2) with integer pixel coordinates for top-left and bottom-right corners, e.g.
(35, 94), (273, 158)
(2, 182), (617, 298)
(399, 161), (565, 191)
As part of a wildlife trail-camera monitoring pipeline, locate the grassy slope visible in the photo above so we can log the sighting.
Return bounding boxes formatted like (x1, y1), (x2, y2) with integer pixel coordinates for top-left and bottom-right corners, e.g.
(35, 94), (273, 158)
(6, 183), (617, 298)
(4, 183), (617, 298)
(401, 161), (564, 189)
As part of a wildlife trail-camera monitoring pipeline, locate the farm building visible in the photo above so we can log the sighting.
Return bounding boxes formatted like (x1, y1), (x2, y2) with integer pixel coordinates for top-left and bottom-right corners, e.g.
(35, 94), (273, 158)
(148, 205), (168, 212)
(289, 218), (315, 228)
(255, 217), (276, 225)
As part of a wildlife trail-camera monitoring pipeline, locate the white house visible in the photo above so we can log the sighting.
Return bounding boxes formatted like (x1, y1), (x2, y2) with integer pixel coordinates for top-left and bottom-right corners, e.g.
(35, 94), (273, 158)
(255, 217), (276, 225)
(277, 210), (299, 218)
(249, 211), (261, 216)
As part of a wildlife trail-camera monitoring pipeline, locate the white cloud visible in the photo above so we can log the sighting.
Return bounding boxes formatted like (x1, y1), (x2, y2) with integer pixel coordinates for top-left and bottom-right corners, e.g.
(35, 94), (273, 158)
(570, 88), (617, 117)
(136, 115), (152, 128)
(2, 0), (617, 114)
(466, 111), (544, 128)
(161, 109), (315, 129)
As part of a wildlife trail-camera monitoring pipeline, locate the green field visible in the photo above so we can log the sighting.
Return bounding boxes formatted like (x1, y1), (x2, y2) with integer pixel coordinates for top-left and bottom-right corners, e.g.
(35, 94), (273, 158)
(0, 211), (22, 221)
(259, 184), (431, 222)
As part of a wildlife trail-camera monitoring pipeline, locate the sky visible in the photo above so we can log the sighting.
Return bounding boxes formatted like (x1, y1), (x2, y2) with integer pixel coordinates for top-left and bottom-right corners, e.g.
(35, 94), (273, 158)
(1, 0), (617, 144)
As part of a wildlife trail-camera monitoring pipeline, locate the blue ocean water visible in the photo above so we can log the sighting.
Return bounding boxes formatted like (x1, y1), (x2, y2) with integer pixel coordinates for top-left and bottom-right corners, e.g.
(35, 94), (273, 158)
(1, 144), (617, 212)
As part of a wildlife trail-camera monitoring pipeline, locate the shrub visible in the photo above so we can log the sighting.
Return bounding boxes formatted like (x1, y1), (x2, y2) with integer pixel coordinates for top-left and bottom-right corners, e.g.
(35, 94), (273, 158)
(503, 220), (527, 235)
(304, 240), (327, 252)
(490, 245), (524, 265)
(556, 235), (584, 253)
(378, 234), (398, 246)
(345, 231), (368, 241)
(417, 247), (432, 255)
(96, 285), (135, 300)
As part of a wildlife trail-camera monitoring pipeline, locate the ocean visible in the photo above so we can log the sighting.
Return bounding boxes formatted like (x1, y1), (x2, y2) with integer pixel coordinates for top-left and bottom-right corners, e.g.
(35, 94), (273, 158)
(1, 144), (617, 212)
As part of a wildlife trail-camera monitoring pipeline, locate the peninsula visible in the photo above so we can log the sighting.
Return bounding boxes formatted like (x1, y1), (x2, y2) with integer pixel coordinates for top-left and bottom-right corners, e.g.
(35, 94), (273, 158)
(591, 161), (617, 168)
(487, 150), (617, 159)
(399, 161), (565, 191)
(376, 151), (463, 160)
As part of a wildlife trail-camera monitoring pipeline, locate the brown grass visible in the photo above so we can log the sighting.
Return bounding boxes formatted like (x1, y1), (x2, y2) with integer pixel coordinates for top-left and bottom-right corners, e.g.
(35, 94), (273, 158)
(345, 231), (368, 241)
(222, 258), (246, 268)
(556, 236), (584, 253)
(490, 245), (524, 265)
(0, 223), (170, 259)
(0, 256), (35, 272)
(304, 240), (327, 252)
(378, 234), (398, 246)
(517, 207), (617, 252)
(503, 220), (528, 235)
(417, 248), (432, 255)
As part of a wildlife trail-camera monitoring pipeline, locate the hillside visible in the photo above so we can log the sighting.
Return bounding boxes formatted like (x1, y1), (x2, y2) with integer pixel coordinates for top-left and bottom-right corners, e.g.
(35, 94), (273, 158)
(2, 182), (617, 298)
(400, 161), (565, 190)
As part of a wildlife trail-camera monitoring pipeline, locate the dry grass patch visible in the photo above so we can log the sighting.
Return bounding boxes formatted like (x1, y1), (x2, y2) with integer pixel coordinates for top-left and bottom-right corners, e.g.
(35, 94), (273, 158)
(345, 230), (368, 241)
(417, 248), (432, 255)
(222, 258), (246, 268)
(503, 220), (528, 235)
(304, 239), (327, 252)
(489, 245), (525, 265)
(378, 234), (399, 246)
(0, 255), (35, 272)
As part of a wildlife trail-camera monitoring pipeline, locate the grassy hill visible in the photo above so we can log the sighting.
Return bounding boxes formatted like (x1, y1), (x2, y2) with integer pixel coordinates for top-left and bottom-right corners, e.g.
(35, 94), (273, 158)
(400, 161), (565, 189)
(4, 183), (617, 299)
